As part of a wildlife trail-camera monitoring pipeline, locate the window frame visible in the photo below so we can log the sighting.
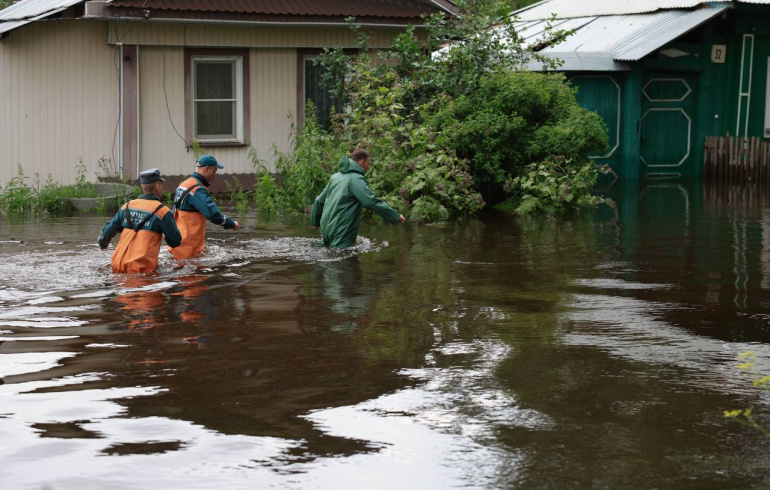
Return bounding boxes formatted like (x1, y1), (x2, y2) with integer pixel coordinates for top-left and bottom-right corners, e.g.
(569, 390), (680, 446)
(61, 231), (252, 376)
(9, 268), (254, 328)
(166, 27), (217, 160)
(296, 49), (356, 131)
(185, 48), (250, 147)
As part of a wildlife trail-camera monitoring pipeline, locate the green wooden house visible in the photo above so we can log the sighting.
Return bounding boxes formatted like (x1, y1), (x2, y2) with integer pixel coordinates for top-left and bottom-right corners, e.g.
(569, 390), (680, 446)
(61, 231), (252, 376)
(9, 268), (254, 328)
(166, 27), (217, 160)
(512, 0), (770, 180)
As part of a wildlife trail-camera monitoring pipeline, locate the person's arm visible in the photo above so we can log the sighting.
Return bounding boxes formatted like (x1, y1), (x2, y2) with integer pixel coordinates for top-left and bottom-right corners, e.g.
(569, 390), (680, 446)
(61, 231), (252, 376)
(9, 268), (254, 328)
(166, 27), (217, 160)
(350, 176), (401, 224)
(97, 207), (126, 249)
(159, 210), (182, 248)
(188, 187), (237, 229)
(310, 184), (329, 227)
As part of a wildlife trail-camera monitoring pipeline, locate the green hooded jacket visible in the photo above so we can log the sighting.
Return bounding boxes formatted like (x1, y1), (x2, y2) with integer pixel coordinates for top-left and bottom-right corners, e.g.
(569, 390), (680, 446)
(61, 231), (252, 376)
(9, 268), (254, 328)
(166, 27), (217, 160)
(310, 156), (401, 248)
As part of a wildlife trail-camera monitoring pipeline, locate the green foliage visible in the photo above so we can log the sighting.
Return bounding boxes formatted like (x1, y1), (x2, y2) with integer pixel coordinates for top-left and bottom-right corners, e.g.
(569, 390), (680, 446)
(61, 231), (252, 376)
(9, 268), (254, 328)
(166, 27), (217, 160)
(512, 157), (612, 215)
(226, 179), (251, 215)
(275, 0), (606, 219)
(249, 103), (345, 215)
(724, 352), (770, 437)
(432, 70), (608, 201)
(338, 77), (484, 222)
(252, 165), (281, 215)
(0, 163), (102, 216)
(190, 139), (208, 162)
(162, 192), (175, 208)
(273, 104), (344, 213)
(0, 166), (37, 215)
(96, 195), (107, 215)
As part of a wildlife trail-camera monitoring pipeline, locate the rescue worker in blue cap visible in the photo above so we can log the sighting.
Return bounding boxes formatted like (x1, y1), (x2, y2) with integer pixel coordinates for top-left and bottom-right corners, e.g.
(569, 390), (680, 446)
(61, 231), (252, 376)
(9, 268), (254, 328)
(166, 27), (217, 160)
(98, 168), (182, 274)
(169, 155), (240, 260)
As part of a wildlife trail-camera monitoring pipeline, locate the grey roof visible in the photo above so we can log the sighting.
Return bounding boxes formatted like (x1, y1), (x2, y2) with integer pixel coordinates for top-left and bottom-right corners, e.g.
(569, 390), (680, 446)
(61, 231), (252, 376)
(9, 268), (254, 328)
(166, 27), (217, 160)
(512, 0), (770, 21)
(513, 3), (730, 71)
(0, 0), (83, 35)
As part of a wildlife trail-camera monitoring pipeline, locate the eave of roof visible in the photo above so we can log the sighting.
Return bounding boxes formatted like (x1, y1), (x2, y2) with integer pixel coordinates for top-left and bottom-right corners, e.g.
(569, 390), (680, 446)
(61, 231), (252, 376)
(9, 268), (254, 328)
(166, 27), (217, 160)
(512, 0), (770, 21)
(0, 0), (457, 37)
(0, 0), (82, 35)
(512, 3), (731, 71)
(105, 0), (453, 19)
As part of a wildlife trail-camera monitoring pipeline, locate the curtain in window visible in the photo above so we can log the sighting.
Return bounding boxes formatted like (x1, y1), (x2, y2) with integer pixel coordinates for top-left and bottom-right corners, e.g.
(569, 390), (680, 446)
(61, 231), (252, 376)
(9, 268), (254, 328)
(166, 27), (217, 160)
(194, 61), (236, 139)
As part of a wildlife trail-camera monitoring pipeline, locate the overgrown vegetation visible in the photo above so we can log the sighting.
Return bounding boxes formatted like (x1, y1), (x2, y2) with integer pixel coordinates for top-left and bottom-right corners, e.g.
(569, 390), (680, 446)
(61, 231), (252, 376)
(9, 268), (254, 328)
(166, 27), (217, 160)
(0, 162), (96, 216)
(0, 159), (136, 217)
(254, 0), (610, 220)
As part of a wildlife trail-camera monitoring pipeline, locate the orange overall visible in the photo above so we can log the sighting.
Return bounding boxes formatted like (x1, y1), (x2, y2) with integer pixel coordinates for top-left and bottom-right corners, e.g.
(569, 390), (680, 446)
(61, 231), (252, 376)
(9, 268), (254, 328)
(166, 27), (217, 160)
(169, 177), (207, 260)
(111, 200), (171, 274)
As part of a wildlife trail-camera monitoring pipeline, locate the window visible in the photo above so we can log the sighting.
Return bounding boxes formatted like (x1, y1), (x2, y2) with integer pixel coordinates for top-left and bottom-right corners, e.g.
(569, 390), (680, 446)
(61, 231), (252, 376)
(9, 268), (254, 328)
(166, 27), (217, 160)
(299, 53), (345, 130)
(185, 49), (250, 146)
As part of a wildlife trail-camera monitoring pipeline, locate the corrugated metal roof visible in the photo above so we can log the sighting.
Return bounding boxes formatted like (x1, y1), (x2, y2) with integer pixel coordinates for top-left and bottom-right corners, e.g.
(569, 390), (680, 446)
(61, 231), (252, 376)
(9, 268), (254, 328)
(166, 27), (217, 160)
(0, 0), (82, 35)
(515, 4), (728, 70)
(613, 6), (726, 60)
(106, 0), (448, 18)
(511, 0), (754, 21)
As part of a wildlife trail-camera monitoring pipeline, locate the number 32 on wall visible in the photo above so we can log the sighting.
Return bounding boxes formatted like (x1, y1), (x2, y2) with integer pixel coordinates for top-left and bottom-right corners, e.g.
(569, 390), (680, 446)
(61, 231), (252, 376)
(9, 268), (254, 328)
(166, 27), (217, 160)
(712, 45), (727, 63)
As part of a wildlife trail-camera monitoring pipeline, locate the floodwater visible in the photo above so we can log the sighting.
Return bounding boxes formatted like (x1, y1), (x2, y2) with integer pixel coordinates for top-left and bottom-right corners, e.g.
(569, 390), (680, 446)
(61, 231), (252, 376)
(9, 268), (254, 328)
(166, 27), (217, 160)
(2, 181), (770, 489)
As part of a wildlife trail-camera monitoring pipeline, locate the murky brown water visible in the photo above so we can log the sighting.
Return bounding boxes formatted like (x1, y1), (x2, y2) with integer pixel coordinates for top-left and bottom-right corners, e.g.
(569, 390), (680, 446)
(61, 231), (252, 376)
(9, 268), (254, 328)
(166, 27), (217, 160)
(2, 181), (770, 489)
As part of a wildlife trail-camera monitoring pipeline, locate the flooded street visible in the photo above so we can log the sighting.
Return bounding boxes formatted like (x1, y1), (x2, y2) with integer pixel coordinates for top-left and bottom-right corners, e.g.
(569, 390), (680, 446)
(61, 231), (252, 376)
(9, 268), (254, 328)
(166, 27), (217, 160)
(2, 181), (770, 489)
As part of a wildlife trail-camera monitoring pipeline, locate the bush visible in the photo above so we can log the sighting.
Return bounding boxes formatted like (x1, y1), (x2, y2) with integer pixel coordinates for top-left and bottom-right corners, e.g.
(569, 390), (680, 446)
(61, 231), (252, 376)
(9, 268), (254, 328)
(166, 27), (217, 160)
(251, 102), (345, 215)
(0, 163), (101, 216)
(432, 70), (608, 203)
(512, 156), (612, 214)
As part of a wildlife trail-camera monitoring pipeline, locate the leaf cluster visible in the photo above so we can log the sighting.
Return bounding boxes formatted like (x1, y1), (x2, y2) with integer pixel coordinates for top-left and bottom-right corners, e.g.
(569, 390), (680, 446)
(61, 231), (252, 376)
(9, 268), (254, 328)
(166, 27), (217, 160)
(0, 163), (100, 216)
(512, 156), (612, 215)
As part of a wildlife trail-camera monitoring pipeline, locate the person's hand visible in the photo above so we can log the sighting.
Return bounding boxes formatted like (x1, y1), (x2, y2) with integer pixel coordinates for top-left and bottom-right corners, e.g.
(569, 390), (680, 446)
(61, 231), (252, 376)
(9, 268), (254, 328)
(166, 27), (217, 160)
(399, 214), (406, 223)
(232, 221), (240, 231)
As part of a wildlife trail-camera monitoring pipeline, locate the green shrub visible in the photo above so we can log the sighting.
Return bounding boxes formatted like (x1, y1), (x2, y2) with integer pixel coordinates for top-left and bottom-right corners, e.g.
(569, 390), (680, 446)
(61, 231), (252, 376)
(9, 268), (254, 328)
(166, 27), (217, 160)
(432, 70), (608, 202)
(226, 179), (251, 215)
(512, 157), (611, 214)
(249, 103), (345, 215)
(0, 162), (105, 216)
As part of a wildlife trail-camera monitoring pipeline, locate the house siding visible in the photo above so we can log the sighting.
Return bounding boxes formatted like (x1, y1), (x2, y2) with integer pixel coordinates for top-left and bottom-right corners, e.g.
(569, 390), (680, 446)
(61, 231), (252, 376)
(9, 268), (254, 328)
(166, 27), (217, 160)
(0, 20), (118, 186)
(107, 22), (410, 49)
(0, 17), (423, 187)
(138, 46), (296, 176)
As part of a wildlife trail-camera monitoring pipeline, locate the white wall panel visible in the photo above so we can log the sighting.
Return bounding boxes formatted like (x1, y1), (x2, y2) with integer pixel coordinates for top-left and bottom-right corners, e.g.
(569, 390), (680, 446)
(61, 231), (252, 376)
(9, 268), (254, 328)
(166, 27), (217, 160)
(139, 47), (296, 176)
(108, 22), (409, 49)
(0, 21), (119, 186)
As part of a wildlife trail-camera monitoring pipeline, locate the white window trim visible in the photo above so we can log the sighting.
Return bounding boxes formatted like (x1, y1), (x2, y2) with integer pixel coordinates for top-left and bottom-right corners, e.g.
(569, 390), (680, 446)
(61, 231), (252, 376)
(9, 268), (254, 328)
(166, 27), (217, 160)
(765, 57), (770, 138)
(191, 55), (244, 143)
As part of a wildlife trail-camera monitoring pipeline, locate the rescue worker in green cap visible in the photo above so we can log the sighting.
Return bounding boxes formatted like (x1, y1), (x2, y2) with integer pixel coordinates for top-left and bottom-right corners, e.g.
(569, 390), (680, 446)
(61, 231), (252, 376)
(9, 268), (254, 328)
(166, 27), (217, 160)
(98, 168), (182, 274)
(310, 148), (405, 248)
(169, 154), (240, 260)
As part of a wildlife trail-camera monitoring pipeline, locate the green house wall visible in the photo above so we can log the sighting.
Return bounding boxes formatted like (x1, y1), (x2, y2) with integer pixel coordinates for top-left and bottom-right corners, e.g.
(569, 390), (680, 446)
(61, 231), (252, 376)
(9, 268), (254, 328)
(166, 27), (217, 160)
(566, 4), (770, 181)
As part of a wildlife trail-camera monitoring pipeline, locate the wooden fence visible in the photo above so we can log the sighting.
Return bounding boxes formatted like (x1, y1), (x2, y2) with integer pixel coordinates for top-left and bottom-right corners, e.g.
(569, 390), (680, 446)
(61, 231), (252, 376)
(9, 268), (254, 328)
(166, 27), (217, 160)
(704, 135), (770, 185)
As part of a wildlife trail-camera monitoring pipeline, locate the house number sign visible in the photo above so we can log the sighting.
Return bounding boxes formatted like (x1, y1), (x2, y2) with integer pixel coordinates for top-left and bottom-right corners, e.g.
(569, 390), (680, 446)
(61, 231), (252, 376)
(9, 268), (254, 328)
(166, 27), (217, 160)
(711, 45), (727, 63)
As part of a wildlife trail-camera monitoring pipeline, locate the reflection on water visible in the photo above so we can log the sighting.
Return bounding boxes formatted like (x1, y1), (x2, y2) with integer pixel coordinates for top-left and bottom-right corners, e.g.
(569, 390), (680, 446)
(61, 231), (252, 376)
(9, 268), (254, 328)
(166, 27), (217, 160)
(1, 184), (770, 488)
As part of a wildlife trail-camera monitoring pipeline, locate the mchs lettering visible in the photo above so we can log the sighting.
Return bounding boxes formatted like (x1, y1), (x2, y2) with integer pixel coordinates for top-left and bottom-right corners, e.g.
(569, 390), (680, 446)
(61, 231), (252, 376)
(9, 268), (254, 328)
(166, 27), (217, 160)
(128, 211), (152, 228)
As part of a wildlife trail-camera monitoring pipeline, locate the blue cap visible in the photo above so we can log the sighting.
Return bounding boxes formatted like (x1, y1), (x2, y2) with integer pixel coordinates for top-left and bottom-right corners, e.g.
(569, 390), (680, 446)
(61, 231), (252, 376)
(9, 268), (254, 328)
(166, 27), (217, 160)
(139, 168), (165, 184)
(197, 155), (224, 169)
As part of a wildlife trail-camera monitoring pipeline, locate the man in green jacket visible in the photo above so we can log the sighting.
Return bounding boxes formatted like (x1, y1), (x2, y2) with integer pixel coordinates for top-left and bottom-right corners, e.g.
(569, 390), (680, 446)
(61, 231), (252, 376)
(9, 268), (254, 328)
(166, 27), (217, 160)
(311, 148), (405, 248)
